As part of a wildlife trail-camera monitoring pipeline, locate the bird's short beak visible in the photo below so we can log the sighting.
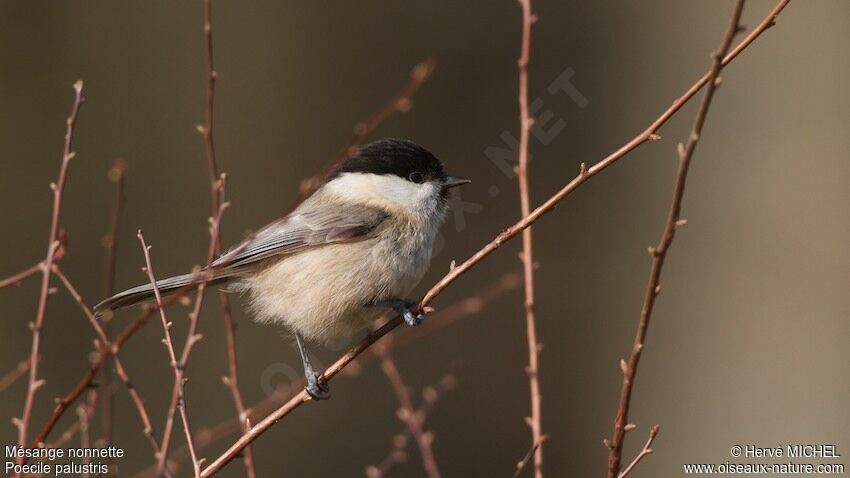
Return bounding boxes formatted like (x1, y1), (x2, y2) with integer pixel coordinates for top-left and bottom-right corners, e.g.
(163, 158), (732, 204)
(444, 175), (471, 189)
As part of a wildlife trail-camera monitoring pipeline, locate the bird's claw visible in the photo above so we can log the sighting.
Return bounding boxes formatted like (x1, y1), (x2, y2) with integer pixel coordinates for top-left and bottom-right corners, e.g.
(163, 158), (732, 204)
(305, 372), (330, 401)
(372, 299), (427, 327)
(401, 307), (426, 326)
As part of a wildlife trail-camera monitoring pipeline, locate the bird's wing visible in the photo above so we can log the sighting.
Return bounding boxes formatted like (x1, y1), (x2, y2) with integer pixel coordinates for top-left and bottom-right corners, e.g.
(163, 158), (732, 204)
(212, 201), (389, 271)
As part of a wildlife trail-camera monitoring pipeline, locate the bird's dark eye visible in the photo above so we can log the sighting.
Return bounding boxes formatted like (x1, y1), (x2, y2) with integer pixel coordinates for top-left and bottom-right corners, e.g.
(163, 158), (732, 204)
(408, 171), (425, 184)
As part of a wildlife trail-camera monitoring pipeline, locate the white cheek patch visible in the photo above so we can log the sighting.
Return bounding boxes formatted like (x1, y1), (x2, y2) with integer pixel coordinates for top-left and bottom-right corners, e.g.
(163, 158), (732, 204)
(324, 172), (436, 214)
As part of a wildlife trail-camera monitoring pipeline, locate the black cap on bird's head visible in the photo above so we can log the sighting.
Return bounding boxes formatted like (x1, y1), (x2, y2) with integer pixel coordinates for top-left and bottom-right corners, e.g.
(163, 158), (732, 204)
(328, 138), (470, 190)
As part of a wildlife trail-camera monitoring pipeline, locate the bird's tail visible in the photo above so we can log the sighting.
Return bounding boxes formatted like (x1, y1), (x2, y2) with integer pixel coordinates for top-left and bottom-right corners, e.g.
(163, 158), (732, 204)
(93, 271), (230, 313)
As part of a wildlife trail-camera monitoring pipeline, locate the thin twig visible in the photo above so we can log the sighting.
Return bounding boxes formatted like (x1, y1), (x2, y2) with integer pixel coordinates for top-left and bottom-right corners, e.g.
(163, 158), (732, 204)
(366, 374), (455, 478)
(98, 158), (127, 472)
(0, 358), (34, 394)
(138, 231), (204, 478)
(606, 2), (748, 477)
(101, 159), (129, 303)
(375, 342), (441, 478)
(513, 435), (549, 478)
(155, 179), (229, 477)
(0, 264), (42, 290)
(515, 0), (543, 476)
(194, 2), (255, 474)
(199, 4), (788, 473)
(618, 426), (659, 478)
(15, 80), (84, 463)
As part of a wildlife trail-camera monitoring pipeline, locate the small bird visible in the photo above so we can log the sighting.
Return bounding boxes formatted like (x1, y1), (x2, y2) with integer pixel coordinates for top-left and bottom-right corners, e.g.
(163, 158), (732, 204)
(95, 138), (470, 399)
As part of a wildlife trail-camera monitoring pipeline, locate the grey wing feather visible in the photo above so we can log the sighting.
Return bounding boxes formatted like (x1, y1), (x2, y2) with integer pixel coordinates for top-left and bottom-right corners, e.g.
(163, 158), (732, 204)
(94, 199), (387, 312)
(212, 200), (389, 271)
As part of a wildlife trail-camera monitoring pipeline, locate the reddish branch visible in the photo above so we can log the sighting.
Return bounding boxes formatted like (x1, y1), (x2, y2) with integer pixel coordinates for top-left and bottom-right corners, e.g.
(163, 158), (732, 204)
(375, 342), (441, 478)
(606, 1), (749, 477)
(195, 2), (255, 474)
(515, 0), (544, 476)
(15, 80), (84, 463)
(197, 2), (788, 473)
(138, 231), (203, 478)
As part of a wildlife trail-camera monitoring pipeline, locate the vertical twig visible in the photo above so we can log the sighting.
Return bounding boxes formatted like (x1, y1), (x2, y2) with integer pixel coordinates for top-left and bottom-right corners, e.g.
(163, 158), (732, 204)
(195, 2), (256, 475)
(138, 231), (204, 478)
(375, 342), (442, 478)
(15, 80), (84, 462)
(606, 2), (747, 477)
(98, 158), (128, 458)
(515, 0), (543, 476)
(155, 179), (229, 477)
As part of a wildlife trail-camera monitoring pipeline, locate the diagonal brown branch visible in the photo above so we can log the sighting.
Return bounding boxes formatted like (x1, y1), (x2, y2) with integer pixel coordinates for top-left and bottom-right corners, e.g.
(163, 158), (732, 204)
(15, 80), (84, 465)
(606, 1), (750, 477)
(199, 3), (789, 474)
(515, 0), (544, 476)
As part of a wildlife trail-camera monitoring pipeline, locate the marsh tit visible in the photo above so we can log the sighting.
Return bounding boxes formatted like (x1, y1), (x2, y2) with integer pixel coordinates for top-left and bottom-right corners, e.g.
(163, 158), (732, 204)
(95, 138), (470, 399)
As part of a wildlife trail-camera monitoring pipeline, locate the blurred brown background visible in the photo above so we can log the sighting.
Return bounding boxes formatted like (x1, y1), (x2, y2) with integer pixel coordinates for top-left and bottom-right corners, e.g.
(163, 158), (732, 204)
(1, 0), (848, 476)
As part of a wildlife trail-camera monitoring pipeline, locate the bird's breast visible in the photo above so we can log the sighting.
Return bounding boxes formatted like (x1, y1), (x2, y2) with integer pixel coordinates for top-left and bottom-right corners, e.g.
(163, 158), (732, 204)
(241, 217), (437, 342)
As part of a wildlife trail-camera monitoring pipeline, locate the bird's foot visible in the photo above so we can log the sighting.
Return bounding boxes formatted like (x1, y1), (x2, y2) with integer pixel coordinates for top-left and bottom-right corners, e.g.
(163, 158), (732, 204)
(376, 299), (426, 326)
(305, 371), (330, 401)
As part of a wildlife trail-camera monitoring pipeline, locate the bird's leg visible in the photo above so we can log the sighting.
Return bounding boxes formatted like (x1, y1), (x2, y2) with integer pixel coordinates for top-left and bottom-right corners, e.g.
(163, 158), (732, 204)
(294, 332), (330, 400)
(372, 299), (426, 326)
